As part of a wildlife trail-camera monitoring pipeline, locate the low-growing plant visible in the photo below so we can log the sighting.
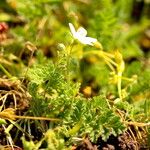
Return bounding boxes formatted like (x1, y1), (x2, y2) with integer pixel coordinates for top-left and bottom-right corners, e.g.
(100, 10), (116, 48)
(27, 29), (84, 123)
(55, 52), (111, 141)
(25, 22), (150, 147)
(0, 0), (150, 149)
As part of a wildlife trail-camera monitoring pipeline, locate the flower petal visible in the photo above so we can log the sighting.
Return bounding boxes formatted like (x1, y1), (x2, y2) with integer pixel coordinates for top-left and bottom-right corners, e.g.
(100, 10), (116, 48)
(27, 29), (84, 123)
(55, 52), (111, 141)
(69, 23), (76, 37)
(77, 27), (87, 37)
(77, 36), (96, 45)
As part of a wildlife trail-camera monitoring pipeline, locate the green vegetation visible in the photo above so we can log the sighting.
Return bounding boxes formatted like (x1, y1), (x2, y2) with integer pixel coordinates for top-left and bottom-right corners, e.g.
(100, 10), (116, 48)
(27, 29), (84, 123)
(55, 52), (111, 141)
(0, 0), (149, 149)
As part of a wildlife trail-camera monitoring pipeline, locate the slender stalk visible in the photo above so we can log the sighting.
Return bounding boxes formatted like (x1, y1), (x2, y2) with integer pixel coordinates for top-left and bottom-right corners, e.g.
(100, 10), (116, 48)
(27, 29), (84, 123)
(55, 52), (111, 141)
(103, 51), (115, 58)
(125, 121), (150, 127)
(83, 50), (117, 66)
(2, 124), (14, 150)
(117, 71), (122, 100)
(104, 59), (115, 72)
(13, 115), (61, 121)
(0, 64), (12, 78)
(66, 41), (74, 83)
(102, 54), (117, 66)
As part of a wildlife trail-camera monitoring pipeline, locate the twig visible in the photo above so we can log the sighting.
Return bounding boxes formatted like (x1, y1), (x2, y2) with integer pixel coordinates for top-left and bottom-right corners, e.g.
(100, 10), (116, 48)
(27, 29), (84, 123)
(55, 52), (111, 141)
(125, 121), (150, 127)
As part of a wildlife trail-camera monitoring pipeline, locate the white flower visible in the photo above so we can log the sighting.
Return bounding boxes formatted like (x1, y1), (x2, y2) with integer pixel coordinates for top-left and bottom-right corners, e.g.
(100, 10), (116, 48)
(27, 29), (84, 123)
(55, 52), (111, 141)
(69, 23), (97, 46)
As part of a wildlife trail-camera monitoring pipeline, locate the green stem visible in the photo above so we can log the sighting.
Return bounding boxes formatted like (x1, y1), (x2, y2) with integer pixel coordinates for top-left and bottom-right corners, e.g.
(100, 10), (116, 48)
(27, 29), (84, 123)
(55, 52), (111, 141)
(104, 59), (115, 72)
(0, 64), (12, 78)
(102, 54), (117, 66)
(117, 71), (122, 100)
(3, 124), (14, 150)
(83, 50), (117, 66)
(66, 41), (75, 83)
(102, 51), (114, 58)
(121, 76), (134, 81)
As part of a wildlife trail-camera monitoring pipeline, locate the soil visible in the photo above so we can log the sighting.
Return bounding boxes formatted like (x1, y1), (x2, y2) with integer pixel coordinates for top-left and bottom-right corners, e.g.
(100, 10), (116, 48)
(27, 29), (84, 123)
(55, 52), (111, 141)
(75, 132), (149, 150)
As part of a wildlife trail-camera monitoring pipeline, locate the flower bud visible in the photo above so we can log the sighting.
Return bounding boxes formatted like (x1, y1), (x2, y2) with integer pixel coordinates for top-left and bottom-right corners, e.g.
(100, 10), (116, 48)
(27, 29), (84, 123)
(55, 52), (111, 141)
(57, 43), (66, 51)
(93, 41), (103, 50)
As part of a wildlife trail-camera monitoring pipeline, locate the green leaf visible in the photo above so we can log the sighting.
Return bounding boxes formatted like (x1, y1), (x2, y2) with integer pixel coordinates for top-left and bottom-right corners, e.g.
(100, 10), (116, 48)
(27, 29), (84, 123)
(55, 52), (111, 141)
(0, 118), (7, 125)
